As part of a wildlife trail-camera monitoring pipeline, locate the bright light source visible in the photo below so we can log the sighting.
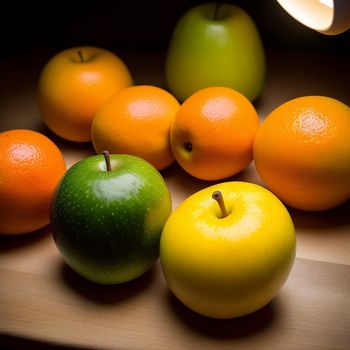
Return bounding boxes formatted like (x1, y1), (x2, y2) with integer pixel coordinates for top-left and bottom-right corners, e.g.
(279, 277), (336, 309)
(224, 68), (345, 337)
(319, 0), (334, 9)
(276, 0), (349, 35)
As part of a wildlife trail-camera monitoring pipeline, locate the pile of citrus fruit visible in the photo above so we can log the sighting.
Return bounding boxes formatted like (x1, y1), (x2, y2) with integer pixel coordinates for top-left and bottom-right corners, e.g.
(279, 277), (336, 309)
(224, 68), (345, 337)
(1, 46), (350, 238)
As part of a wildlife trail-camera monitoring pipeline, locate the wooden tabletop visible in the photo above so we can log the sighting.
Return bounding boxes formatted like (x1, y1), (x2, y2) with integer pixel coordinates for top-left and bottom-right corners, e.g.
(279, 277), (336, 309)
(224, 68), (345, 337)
(0, 49), (349, 349)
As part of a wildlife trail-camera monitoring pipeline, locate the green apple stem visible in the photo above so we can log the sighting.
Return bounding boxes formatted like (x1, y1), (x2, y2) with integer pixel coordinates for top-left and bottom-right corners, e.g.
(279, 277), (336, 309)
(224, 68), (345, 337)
(102, 150), (112, 172)
(212, 191), (228, 218)
(78, 50), (85, 63)
(213, 2), (222, 20)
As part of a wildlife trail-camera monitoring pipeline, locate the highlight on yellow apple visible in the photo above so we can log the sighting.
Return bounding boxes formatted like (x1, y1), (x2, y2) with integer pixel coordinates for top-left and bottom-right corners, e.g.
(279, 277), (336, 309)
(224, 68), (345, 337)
(38, 46), (133, 142)
(165, 3), (266, 102)
(160, 181), (296, 319)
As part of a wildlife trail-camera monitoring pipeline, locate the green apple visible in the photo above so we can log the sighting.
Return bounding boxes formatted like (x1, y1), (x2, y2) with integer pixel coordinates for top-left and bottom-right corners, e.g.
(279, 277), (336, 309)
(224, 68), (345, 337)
(166, 3), (266, 102)
(51, 152), (172, 284)
(160, 182), (296, 319)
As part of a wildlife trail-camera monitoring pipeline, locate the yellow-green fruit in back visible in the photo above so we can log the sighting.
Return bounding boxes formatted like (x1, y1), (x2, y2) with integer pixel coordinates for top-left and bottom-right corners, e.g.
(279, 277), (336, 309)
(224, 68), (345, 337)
(166, 3), (265, 102)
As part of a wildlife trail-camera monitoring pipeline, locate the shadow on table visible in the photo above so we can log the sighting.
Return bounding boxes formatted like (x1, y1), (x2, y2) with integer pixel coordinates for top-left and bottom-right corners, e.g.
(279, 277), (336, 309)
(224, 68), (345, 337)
(59, 261), (156, 305)
(36, 123), (95, 158)
(0, 333), (89, 350)
(161, 161), (261, 209)
(165, 290), (278, 339)
(0, 225), (50, 252)
(288, 199), (350, 231)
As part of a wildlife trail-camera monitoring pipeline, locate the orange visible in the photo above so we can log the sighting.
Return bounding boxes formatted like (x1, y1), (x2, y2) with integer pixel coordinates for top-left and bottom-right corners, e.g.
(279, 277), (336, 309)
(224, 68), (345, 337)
(38, 46), (133, 142)
(253, 96), (350, 211)
(91, 85), (180, 170)
(170, 86), (259, 180)
(0, 129), (66, 234)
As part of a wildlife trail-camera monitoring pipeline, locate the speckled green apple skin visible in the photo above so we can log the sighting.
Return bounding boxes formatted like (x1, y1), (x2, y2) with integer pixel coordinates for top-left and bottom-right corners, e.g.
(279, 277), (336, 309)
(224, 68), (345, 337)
(51, 154), (172, 284)
(166, 3), (266, 102)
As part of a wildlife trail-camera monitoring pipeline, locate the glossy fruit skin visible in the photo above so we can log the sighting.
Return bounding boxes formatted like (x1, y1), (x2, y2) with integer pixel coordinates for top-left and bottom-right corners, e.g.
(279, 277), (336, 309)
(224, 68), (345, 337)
(51, 154), (172, 284)
(92, 85), (180, 170)
(38, 46), (133, 142)
(160, 181), (296, 319)
(0, 129), (66, 235)
(254, 96), (350, 211)
(170, 86), (259, 180)
(166, 3), (265, 102)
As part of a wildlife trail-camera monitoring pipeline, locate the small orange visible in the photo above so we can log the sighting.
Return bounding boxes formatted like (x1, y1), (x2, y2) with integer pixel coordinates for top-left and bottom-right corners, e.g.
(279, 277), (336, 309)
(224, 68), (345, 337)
(170, 86), (259, 180)
(91, 85), (180, 170)
(38, 46), (133, 142)
(0, 129), (66, 234)
(253, 96), (350, 211)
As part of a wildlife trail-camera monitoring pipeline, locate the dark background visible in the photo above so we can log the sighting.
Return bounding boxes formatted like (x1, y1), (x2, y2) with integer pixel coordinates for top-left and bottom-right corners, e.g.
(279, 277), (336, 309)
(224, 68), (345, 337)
(1, 0), (349, 57)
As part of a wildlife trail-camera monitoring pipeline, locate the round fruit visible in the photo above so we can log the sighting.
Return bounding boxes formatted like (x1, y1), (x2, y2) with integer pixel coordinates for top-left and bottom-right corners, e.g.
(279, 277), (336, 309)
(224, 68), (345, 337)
(160, 181), (296, 319)
(0, 129), (66, 234)
(51, 153), (172, 284)
(254, 96), (350, 211)
(92, 85), (180, 170)
(170, 86), (259, 180)
(166, 3), (266, 102)
(38, 46), (133, 142)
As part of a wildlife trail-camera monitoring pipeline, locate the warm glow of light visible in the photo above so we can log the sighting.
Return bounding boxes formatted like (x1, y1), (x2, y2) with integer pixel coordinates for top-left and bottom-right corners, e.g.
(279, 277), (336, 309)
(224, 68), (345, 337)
(276, 0), (334, 31)
(277, 0), (350, 34)
(319, 0), (334, 8)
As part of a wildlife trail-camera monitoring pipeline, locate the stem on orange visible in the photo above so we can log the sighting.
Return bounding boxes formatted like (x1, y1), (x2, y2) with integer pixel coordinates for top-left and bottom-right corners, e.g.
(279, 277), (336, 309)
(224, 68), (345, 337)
(78, 50), (85, 63)
(212, 190), (228, 218)
(102, 150), (111, 172)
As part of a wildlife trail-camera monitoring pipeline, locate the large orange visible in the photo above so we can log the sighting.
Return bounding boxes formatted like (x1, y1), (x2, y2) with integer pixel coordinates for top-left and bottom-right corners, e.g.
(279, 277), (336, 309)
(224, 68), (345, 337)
(170, 86), (259, 180)
(38, 46), (133, 142)
(0, 129), (66, 234)
(91, 85), (180, 170)
(254, 96), (350, 211)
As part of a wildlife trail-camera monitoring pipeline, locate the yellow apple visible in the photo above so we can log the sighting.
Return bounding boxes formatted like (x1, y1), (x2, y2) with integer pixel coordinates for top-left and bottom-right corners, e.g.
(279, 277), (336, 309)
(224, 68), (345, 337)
(160, 181), (296, 319)
(38, 46), (133, 142)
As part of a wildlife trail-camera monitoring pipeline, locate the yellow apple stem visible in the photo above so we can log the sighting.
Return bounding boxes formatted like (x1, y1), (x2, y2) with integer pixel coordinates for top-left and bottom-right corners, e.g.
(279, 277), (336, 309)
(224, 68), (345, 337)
(212, 191), (228, 218)
(78, 50), (85, 63)
(102, 150), (112, 172)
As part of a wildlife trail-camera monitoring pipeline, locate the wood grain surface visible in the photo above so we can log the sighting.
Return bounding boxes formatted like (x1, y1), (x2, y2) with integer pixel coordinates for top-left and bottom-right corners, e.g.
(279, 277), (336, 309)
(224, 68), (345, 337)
(0, 49), (349, 349)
